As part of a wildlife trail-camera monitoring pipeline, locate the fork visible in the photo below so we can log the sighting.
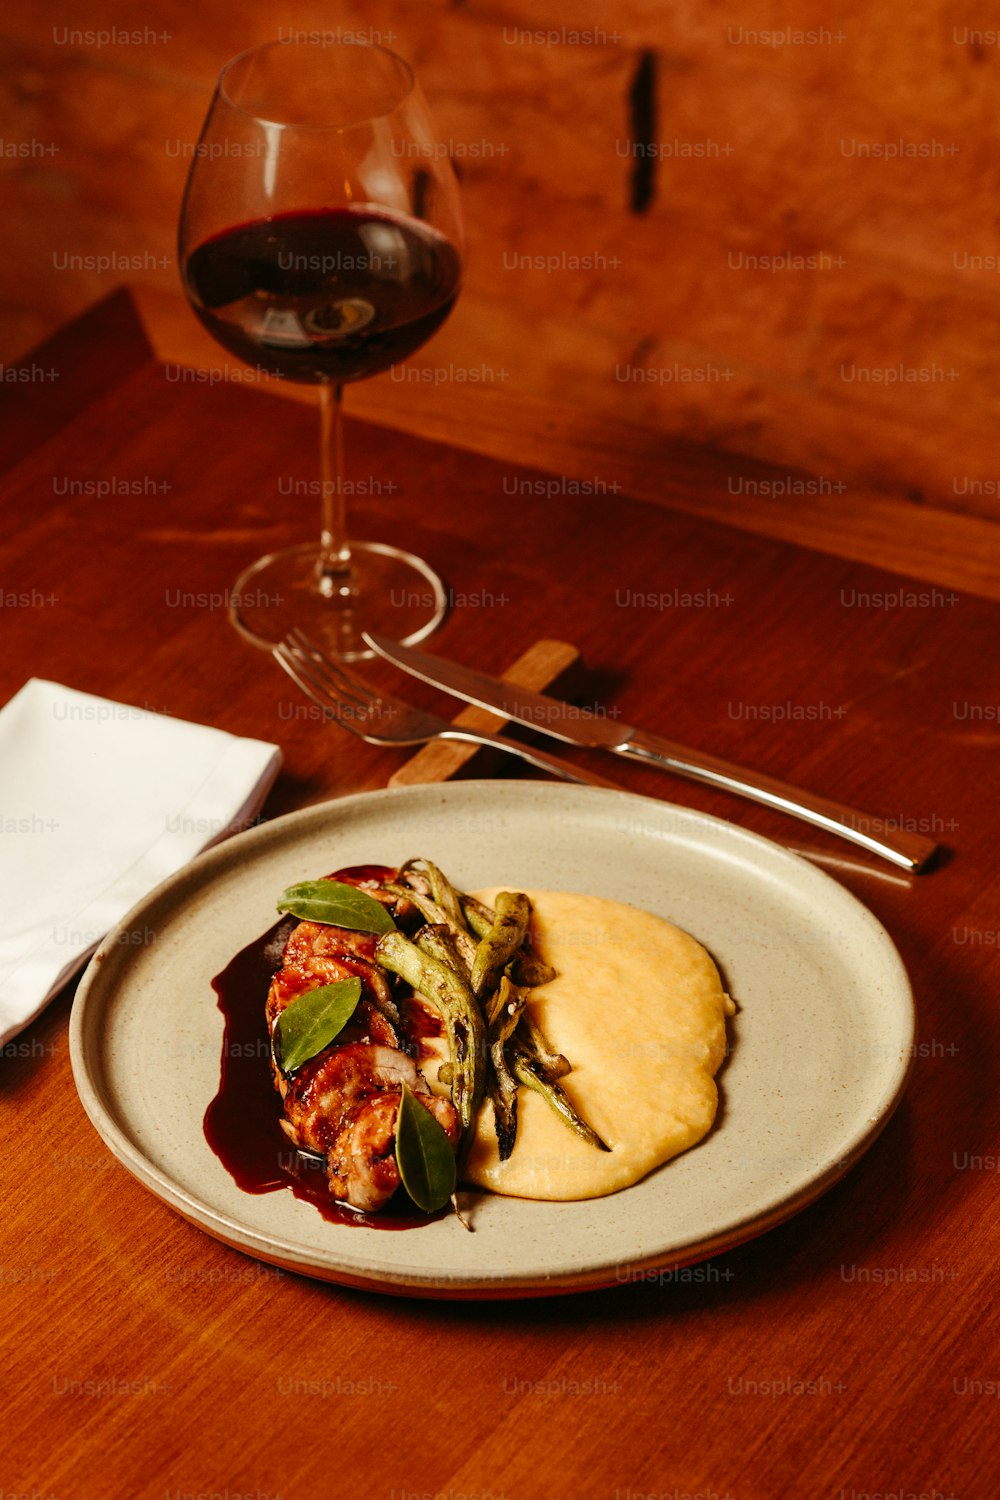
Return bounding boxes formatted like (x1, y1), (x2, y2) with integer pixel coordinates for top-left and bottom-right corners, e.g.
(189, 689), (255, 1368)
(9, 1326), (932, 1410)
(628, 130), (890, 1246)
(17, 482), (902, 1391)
(274, 630), (624, 790)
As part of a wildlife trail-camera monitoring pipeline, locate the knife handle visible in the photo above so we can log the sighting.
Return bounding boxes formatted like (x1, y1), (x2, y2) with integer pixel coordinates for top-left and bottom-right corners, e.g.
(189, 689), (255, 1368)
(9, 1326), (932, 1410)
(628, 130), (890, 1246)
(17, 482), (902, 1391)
(620, 730), (938, 873)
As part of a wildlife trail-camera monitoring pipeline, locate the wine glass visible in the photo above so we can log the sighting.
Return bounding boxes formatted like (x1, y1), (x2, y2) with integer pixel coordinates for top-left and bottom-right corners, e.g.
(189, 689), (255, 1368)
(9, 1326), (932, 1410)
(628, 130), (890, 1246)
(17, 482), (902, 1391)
(178, 39), (464, 659)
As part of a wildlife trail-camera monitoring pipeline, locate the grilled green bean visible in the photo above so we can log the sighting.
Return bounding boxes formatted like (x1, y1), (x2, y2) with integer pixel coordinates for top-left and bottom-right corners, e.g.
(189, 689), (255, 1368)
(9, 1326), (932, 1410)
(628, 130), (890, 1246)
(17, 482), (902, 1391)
(415, 924), (478, 1010)
(395, 860), (431, 899)
(516, 1010), (571, 1080)
(377, 863), (603, 1169)
(460, 894), (495, 940)
(512, 1046), (609, 1152)
(375, 931), (484, 1132)
(382, 882), (477, 971)
(470, 891), (531, 1001)
(486, 977), (527, 1160)
(510, 953), (558, 988)
(400, 858), (466, 931)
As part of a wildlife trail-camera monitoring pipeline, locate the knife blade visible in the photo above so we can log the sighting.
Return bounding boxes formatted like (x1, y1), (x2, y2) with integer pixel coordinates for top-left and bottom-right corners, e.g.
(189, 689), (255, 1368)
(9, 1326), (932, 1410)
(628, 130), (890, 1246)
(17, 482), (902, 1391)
(363, 632), (938, 874)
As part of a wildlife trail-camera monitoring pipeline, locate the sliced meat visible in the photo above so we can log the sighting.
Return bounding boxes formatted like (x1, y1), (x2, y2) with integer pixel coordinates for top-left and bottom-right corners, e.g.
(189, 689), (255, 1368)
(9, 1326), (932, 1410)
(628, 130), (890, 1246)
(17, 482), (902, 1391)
(267, 971), (397, 1052)
(327, 1090), (460, 1212)
(265, 865), (459, 1212)
(275, 919), (399, 1030)
(283, 1042), (423, 1153)
(325, 1094), (401, 1212)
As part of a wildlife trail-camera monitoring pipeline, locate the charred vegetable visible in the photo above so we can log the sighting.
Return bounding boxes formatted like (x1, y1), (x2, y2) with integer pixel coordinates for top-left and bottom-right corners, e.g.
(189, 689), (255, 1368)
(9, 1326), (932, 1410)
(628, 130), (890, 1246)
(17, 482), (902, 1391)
(267, 856), (606, 1225)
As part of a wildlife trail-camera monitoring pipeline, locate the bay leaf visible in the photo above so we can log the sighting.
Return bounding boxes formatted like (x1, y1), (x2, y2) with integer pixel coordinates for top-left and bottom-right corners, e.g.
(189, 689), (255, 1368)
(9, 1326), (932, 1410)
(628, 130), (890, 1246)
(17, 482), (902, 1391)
(274, 976), (362, 1074)
(276, 879), (395, 934)
(394, 1082), (456, 1213)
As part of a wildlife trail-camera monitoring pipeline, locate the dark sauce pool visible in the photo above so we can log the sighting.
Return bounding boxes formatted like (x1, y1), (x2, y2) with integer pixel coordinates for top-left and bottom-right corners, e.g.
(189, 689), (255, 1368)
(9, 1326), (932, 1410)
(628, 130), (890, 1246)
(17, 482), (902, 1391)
(203, 866), (446, 1230)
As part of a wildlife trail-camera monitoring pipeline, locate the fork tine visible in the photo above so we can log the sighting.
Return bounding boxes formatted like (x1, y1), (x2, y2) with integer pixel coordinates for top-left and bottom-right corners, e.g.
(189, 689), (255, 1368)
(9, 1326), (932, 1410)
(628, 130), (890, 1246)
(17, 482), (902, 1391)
(276, 631), (435, 748)
(289, 631), (409, 726)
(303, 653), (374, 717)
(274, 632), (622, 786)
(304, 656), (371, 717)
(288, 628), (361, 685)
(275, 644), (376, 736)
(273, 645), (357, 732)
(278, 633), (407, 740)
(286, 630), (379, 714)
(287, 627), (339, 672)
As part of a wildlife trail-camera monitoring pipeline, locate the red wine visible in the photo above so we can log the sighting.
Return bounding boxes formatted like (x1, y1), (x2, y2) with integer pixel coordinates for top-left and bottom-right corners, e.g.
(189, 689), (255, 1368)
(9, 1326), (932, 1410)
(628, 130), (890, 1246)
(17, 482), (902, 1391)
(183, 207), (461, 383)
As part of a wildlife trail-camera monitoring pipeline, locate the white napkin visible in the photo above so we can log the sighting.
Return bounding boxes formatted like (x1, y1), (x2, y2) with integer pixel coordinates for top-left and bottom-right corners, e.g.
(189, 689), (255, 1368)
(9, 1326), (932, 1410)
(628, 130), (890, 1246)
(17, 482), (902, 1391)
(0, 679), (282, 1045)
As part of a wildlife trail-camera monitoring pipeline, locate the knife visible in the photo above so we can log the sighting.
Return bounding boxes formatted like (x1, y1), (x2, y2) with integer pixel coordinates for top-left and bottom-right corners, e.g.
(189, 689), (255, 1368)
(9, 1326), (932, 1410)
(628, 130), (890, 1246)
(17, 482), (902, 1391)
(363, 632), (938, 874)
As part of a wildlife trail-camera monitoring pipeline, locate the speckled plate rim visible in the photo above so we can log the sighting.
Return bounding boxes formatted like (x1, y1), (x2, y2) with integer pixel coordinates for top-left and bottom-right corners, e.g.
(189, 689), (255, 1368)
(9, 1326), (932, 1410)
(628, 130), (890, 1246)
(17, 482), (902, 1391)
(69, 782), (915, 1299)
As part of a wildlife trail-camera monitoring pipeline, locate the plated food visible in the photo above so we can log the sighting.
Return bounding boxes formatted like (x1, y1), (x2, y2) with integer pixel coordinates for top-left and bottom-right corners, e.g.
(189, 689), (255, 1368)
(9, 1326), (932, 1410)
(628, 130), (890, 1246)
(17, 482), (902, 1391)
(226, 857), (735, 1225)
(71, 780), (915, 1293)
(465, 888), (736, 1202)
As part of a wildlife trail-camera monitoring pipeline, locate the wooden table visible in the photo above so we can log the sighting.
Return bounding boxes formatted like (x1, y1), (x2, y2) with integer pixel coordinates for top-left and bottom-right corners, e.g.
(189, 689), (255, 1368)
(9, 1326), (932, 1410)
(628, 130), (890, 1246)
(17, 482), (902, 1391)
(2, 290), (997, 1499)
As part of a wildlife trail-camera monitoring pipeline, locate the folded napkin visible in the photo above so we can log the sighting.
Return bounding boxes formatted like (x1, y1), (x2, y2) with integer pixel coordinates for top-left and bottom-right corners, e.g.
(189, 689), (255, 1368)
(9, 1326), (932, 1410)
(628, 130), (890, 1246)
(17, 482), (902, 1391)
(0, 679), (282, 1046)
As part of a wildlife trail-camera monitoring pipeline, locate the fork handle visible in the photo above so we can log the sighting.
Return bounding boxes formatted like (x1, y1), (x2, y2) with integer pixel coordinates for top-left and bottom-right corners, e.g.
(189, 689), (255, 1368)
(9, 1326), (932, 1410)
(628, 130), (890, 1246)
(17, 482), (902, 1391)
(441, 728), (624, 791)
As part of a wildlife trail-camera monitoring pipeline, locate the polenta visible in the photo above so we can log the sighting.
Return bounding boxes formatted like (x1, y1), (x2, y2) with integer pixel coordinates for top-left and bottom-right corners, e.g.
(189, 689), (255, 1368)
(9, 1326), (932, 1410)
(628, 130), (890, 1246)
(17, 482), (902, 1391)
(464, 889), (735, 1200)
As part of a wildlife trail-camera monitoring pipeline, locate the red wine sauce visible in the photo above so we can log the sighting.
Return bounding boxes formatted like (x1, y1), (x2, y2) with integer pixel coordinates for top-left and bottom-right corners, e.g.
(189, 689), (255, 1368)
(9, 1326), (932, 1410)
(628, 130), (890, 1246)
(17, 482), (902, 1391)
(203, 868), (446, 1230)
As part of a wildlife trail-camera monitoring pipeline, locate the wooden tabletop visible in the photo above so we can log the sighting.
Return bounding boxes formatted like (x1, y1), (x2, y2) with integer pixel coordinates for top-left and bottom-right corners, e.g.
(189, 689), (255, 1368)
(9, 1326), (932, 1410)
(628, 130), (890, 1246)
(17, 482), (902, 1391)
(2, 289), (998, 1499)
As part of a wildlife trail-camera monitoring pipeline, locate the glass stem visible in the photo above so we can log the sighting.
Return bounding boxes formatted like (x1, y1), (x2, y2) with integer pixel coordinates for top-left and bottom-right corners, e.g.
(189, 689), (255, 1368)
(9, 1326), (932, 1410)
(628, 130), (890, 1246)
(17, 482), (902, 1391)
(317, 381), (351, 595)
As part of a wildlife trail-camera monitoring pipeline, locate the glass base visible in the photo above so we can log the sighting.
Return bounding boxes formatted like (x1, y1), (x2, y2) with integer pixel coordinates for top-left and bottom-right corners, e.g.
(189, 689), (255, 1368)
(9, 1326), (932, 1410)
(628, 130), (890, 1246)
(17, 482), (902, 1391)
(228, 540), (447, 660)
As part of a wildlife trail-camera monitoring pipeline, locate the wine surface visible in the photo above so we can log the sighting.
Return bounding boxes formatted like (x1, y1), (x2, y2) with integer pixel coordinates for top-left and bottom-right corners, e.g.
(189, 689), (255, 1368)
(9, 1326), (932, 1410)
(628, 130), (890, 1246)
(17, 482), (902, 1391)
(184, 207), (461, 383)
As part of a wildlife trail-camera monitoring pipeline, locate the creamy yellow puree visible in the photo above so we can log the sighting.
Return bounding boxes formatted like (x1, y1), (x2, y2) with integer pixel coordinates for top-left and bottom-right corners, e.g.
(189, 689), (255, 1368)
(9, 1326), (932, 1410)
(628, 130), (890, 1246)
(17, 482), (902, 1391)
(462, 889), (734, 1201)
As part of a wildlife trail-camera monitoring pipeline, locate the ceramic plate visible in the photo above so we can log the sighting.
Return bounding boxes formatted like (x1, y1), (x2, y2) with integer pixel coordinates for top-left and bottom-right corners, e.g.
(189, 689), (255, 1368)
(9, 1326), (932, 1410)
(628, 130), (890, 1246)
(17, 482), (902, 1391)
(70, 782), (914, 1298)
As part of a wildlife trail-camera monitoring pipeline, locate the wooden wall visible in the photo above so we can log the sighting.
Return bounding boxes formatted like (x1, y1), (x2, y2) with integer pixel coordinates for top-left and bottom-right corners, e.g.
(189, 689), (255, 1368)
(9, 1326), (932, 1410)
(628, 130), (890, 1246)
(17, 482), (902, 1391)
(3, 0), (1000, 526)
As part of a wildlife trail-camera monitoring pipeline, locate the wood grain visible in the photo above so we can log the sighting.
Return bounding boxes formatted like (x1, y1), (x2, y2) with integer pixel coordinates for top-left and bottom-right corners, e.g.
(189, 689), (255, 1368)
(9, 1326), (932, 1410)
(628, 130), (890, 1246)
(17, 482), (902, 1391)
(3, 0), (1000, 534)
(388, 637), (581, 785)
(1, 269), (998, 1500)
(131, 283), (1000, 604)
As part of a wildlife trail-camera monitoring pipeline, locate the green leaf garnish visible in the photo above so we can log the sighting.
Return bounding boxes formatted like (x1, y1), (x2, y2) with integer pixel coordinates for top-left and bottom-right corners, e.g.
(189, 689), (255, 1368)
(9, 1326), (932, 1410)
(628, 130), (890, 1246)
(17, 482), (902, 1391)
(274, 977), (363, 1074)
(277, 879), (396, 934)
(394, 1082), (456, 1213)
